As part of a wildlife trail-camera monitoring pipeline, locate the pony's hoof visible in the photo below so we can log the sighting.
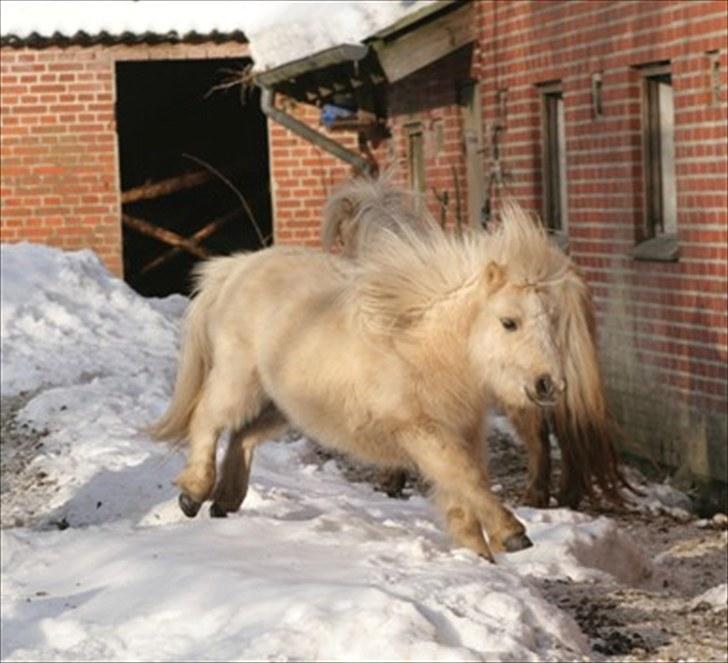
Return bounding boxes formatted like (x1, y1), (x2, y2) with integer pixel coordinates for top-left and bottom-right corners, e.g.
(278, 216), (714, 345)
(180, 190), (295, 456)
(556, 489), (582, 510)
(521, 489), (550, 509)
(503, 533), (533, 552)
(178, 493), (202, 518)
(209, 502), (228, 518)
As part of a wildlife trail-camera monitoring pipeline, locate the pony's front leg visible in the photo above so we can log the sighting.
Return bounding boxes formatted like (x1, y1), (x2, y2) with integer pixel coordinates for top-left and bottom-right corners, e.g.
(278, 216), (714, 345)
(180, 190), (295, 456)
(399, 423), (532, 559)
(434, 489), (494, 562)
(507, 406), (552, 508)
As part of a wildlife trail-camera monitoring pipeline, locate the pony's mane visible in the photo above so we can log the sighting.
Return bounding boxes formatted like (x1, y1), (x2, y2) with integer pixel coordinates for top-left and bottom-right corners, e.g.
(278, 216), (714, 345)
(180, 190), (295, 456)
(338, 181), (574, 336)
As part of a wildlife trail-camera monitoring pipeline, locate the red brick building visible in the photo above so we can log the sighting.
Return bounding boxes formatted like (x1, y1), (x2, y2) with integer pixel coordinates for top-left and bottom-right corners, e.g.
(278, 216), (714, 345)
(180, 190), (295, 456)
(261, 1), (728, 497)
(1, 2), (726, 496)
(0, 32), (271, 295)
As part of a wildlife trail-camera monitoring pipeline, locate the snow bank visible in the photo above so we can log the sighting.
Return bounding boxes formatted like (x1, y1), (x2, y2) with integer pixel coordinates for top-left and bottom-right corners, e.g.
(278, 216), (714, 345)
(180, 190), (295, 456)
(1, 242), (653, 661)
(691, 583), (728, 612)
(0, 0), (436, 71)
(0, 242), (185, 397)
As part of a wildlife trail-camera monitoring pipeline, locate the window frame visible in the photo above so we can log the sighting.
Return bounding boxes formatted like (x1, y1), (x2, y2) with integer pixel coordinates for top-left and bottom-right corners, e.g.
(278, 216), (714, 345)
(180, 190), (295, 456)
(641, 63), (677, 238)
(634, 62), (679, 262)
(406, 123), (426, 198)
(540, 82), (569, 234)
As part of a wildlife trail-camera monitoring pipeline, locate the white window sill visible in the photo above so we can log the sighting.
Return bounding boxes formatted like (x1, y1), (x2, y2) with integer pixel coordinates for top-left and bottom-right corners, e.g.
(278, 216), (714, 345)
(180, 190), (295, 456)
(632, 234), (679, 262)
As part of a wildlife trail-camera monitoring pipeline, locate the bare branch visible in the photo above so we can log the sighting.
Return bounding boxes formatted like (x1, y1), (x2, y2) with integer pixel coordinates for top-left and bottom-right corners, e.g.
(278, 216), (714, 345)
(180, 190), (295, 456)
(182, 153), (268, 248)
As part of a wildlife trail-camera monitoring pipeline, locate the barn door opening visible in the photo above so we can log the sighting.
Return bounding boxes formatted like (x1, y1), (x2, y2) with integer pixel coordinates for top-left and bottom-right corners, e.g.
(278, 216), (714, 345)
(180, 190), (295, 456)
(115, 58), (272, 297)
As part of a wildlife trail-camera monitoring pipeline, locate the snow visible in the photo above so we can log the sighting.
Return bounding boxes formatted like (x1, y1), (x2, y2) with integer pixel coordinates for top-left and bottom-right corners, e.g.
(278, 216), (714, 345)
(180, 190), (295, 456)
(690, 583), (728, 612)
(0, 0), (436, 71)
(1, 242), (655, 661)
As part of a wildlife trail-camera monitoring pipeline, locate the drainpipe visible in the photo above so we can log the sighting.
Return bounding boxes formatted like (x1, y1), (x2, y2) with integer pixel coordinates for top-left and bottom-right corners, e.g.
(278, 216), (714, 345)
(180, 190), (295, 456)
(259, 86), (374, 175)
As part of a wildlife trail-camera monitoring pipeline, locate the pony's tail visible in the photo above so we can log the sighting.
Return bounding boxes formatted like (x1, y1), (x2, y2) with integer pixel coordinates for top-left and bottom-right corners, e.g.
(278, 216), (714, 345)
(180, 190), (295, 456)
(552, 270), (636, 508)
(321, 173), (433, 257)
(321, 179), (358, 255)
(148, 257), (233, 444)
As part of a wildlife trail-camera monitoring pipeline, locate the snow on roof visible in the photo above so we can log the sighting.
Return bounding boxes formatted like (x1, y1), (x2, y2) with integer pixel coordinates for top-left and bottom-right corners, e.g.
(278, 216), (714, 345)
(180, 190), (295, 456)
(0, 0), (438, 71)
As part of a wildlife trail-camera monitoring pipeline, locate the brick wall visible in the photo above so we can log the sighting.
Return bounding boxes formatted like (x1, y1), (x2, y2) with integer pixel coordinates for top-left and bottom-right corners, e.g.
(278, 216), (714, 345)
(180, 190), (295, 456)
(269, 100), (357, 248)
(271, 45), (480, 244)
(267, 0), (727, 486)
(0, 41), (250, 276)
(474, 0), (727, 484)
(387, 45), (480, 227)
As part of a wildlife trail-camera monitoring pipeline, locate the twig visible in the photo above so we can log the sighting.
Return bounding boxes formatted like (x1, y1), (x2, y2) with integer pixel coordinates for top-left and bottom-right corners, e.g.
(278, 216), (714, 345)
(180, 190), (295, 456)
(204, 64), (256, 102)
(182, 153), (268, 248)
(451, 165), (463, 236)
(432, 188), (449, 229)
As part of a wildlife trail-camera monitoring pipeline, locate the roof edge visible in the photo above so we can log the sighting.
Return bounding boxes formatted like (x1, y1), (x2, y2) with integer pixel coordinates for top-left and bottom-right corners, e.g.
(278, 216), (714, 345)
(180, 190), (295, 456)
(0, 29), (248, 49)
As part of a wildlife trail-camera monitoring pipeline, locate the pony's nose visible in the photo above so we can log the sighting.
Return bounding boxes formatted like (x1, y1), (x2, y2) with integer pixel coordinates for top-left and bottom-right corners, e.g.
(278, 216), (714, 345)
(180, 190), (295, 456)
(534, 374), (555, 399)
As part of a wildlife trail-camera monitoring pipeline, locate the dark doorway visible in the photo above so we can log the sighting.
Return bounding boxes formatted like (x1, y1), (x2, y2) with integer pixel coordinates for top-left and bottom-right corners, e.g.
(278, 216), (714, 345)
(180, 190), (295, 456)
(116, 58), (271, 297)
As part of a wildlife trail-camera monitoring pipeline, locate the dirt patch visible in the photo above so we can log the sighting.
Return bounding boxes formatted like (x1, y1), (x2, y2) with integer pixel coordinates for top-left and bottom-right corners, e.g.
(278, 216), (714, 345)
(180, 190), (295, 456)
(0, 392), (61, 528)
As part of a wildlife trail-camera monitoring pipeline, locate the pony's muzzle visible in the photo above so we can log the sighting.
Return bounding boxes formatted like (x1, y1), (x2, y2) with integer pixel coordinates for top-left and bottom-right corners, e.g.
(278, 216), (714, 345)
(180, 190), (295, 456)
(535, 374), (555, 400)
(525, 374), (565, 407)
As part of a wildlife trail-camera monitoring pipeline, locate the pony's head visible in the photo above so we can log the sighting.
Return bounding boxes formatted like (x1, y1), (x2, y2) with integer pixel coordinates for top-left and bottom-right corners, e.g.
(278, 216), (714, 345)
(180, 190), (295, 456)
(463, 202), (575, 409)
(467, 260), (566, 410)
(347, 191), (572, 411)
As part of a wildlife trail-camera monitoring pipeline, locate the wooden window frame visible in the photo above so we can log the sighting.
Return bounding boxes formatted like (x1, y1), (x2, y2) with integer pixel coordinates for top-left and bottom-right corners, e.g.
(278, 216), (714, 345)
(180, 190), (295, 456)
(642, 64), (677, 237)
(406, 123), (426, 203)
(540, 82), (568, 234)
(633, 63), (679, 261)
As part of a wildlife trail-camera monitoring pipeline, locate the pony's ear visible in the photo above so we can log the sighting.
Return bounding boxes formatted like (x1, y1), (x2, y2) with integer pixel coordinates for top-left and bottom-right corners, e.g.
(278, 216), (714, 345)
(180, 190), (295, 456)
(482, 261), (505, 292)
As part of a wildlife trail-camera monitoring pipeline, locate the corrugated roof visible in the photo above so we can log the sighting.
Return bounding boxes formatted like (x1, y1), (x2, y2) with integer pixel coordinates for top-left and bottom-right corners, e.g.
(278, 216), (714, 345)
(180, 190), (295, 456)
(0, 1), (439, 69)
(0, 29), (247, 49)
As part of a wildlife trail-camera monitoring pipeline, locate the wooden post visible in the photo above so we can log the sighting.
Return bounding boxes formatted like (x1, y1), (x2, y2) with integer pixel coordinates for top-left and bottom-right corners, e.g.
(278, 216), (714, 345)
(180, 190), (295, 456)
(139, 209), (241, 276)
(121, 171), (211, 205)
(122, 213), (211, 259)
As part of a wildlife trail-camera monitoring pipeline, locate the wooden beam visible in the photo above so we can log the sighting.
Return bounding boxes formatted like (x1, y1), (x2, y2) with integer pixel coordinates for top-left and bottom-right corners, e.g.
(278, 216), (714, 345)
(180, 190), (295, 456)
(139, 208), (241, 276)
(121, 170), (211, 205)
(373, 3), (475, 83)
(122, 213), (211, 259)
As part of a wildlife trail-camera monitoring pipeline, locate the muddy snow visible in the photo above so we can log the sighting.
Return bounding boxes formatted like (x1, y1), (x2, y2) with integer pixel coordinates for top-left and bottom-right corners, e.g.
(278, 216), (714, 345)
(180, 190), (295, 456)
(1, 243), (726, 662)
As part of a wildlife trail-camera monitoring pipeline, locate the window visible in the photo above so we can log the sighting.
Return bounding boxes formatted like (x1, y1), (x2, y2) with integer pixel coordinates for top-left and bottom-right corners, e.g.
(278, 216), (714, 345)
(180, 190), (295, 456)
(541, 84), (568, 232)
(407, 124), (426, 200)
(642, 65), (677, 238)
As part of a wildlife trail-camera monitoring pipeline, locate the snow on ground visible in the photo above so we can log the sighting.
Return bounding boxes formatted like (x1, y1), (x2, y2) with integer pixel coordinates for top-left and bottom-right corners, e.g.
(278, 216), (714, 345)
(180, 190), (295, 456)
(0, 0), (436, 71)
(691, 584), (728, 612)
(1, 243), (656, 661)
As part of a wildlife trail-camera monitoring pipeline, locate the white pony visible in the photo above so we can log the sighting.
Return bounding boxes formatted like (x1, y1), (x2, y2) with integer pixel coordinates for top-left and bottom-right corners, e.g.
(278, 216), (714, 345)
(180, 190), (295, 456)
(322, 177), (630, 508)
(152, 183), (574, 561)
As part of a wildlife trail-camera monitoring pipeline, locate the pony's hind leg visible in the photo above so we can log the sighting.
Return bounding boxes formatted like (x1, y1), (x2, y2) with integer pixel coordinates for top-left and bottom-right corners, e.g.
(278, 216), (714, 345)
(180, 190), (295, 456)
(508, 407), (552, 508)
(175, 358), (266, 517)
(210, 405), (289, 517)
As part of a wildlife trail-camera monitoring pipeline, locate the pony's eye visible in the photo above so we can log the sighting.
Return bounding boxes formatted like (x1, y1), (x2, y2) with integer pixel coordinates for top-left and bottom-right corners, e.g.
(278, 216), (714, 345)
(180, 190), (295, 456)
(500, 318), (519, 332)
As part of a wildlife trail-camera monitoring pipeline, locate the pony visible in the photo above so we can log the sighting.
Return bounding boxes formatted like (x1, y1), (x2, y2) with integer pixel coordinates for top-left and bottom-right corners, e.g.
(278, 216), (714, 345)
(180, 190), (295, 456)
(151, 190), (577, 561)
(321, 176), (629, 509)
